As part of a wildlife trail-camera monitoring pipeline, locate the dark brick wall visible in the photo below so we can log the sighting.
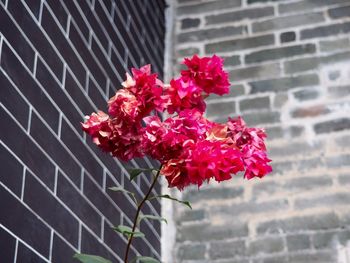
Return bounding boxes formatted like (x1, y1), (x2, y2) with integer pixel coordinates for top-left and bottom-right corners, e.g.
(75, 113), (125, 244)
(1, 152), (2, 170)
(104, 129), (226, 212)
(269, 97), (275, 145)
(172, 0), (350, 262)
(0, 0), (165, 262)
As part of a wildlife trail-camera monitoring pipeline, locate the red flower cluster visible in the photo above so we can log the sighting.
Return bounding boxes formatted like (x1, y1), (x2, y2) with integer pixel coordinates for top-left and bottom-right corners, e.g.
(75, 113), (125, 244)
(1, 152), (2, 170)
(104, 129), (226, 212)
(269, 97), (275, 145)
(82, 55), (272, 190)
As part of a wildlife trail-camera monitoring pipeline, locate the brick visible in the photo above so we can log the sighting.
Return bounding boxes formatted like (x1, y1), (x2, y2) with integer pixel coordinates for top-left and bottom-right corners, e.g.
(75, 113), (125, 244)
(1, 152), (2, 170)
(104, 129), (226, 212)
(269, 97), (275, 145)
(206, 6), (274, 25)
(177, 0), (242, 15)
(301, 22), (350, 40)
(335, 135), (350, 149)
(243, 111), (280, 125)
(7, 0), (64, 80)
(42, 6), (90, 87)
(87, 76), (108, 111)
(314, 118), (350, 134)
(253, 256), (288, 263)
(207, 101), (236, 118)
(183, 187), (244, 203)
(270, 160), (293, 176)
(253, 175), (332, 197)
(245, 44), (316, 64)
(178, 25), (245, 43)
(280, 31), (296, 43)
(29, 112), (82, 186)
(289, 175), (331, 190)
(83, 173), (121, 225)
(323, 51), (350, 65)
(1, 42), (59, 131)
(249, 74), (319, 94)
(0, 185), (51, 257)
(284, 57), (319, 74)
(253, 13), (324, 32)
(223, 55), (241, 67)
(211, 199), (289, 217)
(103, 222), (126, 258)
(81, 226), (117, 262)
(247, 237), (284, 255)
(239, 96), (270, 112)
(279, 0), (349, 14)
(339, 174), (350, 184)
(0, 108), (56, 190)
(326, 154), (350, 168)
(312, 230), (350, 249)
(60, 119), (104, 186)
(210, 240), (246, 259)
(89, 35), (117, 89)
(293, 88), (319, 101)
(320, 38), (350, 52)
(22, 0), (41, 19)
(0, 227), (16, 262)
(24, 170), (79, 246)
(16, 243), (46, 263)
(248, 0), (282, 3)
(0, 7), (35, 71)
(180, 209), (206, 222)
(57, 171), (102, 236)
(208, 84), (245, 101)
(45, 0), (69, 29)
(288, 251), (336, 263)
(273, 93), (288, 108)
(177, 47), (200, 58)
(0, 71), (29, 128)
(0, 142), (23, 198)
(257, 212), (340, 235)
(329, 5), (350, 19)
(181, 18), (200, 29)
(35, 58), (83, 134)
(230, 63), (281, 81)
(206, 34), (274, 54)
(177, 243), (206, 260)
(52, 234), (76, 263)
(295, 192), (350, 210)
(291, 105), (330, 118)
(178, 222), (248, 242)
(269, 141), (323, 159)
(328, 70), (340, 81)
(286, 234), (311, 251)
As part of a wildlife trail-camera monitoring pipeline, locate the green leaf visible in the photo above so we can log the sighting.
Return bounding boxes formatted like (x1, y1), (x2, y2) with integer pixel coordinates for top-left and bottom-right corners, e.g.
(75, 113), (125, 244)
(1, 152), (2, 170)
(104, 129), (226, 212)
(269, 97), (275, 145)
(113, 225), (145, 238)
(127, 168), (159, 181)
(73, 253), (112, 263)
(131, 256), (160, 263)
(139, 214), (167, 224)
(148, 194), (192, 209)
(108, 186), (137, 204)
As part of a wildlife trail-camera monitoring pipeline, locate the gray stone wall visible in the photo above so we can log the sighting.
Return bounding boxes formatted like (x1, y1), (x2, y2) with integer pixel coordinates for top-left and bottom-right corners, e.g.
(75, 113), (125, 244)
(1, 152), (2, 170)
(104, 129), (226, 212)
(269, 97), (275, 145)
(171, 0), (350, 262)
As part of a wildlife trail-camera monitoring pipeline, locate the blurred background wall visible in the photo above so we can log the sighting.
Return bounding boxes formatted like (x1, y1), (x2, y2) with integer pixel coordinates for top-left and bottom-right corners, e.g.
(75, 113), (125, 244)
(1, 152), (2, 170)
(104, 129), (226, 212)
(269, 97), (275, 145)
(171, 0), (350, 262)
(0, 0), (165, 262)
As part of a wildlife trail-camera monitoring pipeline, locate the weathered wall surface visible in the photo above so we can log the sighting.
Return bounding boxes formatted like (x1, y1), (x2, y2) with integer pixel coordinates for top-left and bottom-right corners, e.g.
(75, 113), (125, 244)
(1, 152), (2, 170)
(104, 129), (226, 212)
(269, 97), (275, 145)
(172, 0), (350, 262)
(0, 0), (165, 262)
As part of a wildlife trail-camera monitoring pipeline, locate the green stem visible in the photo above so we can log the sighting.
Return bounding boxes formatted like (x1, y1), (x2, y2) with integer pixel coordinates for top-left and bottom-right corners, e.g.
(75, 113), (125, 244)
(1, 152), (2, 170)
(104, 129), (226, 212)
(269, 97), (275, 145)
(124, 164), (163, 263)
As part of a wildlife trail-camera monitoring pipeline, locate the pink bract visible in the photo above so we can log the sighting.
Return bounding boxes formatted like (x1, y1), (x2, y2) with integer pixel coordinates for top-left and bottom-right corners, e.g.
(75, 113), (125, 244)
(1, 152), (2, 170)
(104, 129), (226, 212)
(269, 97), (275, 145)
(82, 56), (272, 190)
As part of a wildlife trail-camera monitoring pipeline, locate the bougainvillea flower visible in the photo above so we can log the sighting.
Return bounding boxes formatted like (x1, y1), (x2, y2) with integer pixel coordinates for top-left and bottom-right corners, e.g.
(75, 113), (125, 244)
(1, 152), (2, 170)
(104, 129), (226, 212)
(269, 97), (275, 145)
(165, 78), (206, 114)
(82, 55), (272, 190)
(108, 89), (140, 121)
(182, 54), (230, 95)
(124, 64), (167, 115)
(242, 146), (272, 179)
(142, 109), (211, 162)
(82, 111), (143, 161)
(161, 159), (191, 190)
(185, 140), (244, 187)
(227, 116), (267, 151)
